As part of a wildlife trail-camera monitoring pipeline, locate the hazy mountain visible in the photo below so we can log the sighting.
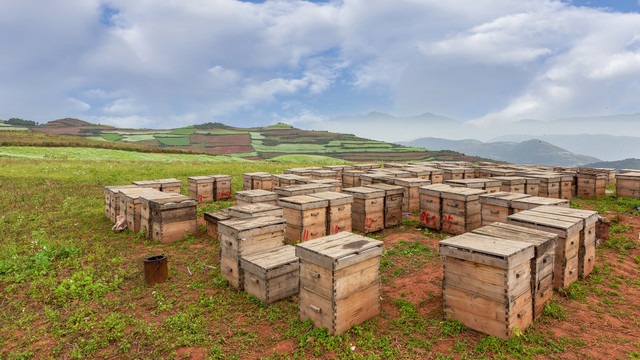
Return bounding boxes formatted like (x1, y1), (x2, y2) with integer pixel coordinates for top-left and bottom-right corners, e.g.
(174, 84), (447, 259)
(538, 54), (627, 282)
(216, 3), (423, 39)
(490, 134), (640, 161)
(399, 137), (601, 166)
(584, 158), (640, 170)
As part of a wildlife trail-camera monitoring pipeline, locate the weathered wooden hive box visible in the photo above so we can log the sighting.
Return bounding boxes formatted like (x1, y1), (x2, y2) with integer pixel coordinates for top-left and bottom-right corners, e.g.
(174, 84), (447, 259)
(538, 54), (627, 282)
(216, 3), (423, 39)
(364, 183), (405, 228)
(616, 172), (640, 198)
(104, 185), (138, 222)
(510, 196), (570, 213)
(342, 170), (366, 188)
(203, 209), (231, 239)
(523, 177), (541, 196)
(274, 183), (334, 198)
(211, 175), (233, 200)
(307, 179), (342, 193)
(507, 209), (583, 289)
(529, 173), (562, 198)
(235, 189), (278, 207)
(359, 173), (390, 186)
(351, 163), (382, 171)
(440, 233), (534, 340)
(228, 203), (284, 219)
(132, 180), (162, 191)
(394, 178), (431, 212)
(187, 176), (215, 203)
(488, 169), (517, 177)
(149, 195), (198, 243)
(272, 174), (307, 188)
(442, 168), (465, 181)
(310, 192), (353, 235)
(575, 172), (606, 198)
(240, 245), (299, 304)
(243, 172), (273, 191)
(151, 178), (181, 194)
(525, 206), (598, 278)
(559, 174), (575, 200)
(278, 195), (329, 244)
(117, 187), (154, 219)
(296, 232), (383, 335)
(311, 169), (338, 181)
(418, 184), (453, 231)
(123, 189), (164, 233)
(382, 162), (405, 169)
(381, 169), (410, 178)
(284, 168), (313, 177)
(322, 165), (352, 181)
(427, 168), (444, 184)
(472, 222), (557, 320)
(445, 178), (501, 194)
(580, 167), (616, 186)
(462, 168), (476, 179)
(342, 187), (385, 233)
(218, 216), (286, 290)
(493, 176), (527, 194)
(479, 192), (531, 225)
(439, 187), (486, 234)
(403, 166), (429, 180)
(139, 191), (183, 238)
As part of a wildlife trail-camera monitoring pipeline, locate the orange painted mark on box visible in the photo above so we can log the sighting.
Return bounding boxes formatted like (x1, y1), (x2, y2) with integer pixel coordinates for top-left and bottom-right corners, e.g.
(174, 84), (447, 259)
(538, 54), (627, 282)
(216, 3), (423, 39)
(302, 229), (310, 241)
(364, 217), (374, 229)
(420, 211), (437, 227)
(332, 224), (340, 234)
(198, 194), (203, 203)
(442, 214), (453, 229)
(217, 190), (231, 200)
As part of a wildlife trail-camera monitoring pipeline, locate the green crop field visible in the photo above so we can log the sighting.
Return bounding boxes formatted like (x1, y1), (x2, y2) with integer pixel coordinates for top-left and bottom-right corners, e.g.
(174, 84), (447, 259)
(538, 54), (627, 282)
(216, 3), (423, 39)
(156, 136), (191, 146)
(1, 148), (640, 359)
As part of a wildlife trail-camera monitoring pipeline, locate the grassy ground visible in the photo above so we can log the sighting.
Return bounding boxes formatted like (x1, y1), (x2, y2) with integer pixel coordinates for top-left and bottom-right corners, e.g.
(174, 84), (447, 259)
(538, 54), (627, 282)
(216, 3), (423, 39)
(1, 152), (640, 359)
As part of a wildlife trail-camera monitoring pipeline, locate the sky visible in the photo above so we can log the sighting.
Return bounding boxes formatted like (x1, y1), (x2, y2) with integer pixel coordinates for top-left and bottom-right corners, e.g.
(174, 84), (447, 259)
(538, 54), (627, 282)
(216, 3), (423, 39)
(1, 0), (640, 136)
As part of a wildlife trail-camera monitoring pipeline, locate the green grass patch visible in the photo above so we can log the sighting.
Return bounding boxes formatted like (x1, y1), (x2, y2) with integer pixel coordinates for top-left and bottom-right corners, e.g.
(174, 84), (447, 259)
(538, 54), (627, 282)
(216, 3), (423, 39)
(169, 127), (196, 135)
(155, 136), (190, 146)
(101, 133), (122, 141)
(267, 154), (350, 164)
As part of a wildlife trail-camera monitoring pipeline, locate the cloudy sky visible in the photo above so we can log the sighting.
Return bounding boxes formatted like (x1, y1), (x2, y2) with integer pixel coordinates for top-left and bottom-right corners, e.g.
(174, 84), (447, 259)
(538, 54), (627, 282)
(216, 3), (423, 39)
(1, 0), (640, 133)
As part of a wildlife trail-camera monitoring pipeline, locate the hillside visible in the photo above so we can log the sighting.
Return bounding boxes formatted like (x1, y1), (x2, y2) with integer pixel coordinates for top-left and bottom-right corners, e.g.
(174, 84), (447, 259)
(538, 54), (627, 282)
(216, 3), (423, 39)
(584, 158), (640, 170)
(399, 137), (600, 166)
(18, 119), (486, 162)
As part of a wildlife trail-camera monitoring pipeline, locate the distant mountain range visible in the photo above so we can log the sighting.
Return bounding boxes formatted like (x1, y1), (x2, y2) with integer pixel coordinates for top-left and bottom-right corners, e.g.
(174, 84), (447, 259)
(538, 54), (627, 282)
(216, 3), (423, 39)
(399, 137), (600, 167)
(584, 158), (640, 170)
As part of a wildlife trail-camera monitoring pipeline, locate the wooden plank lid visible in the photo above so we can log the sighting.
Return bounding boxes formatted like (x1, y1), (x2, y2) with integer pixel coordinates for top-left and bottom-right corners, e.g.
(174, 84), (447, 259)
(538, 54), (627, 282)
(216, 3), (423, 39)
(479, 192), (530, 206)
(526, 205), (598, 227)
(104, 184), (139, 195)
(187, 175), (215, 183)
(510, 196), (569, 210)
(418, 183), (454, 196)
(440, 232), (534, 269)
(507, 210), (583, 238)
(203, 208), (231, 222)
(235, 189), (278, 199)
(148, 195), (196, 210)
(295, 232), (383, 270)
(218, 216), (286, 237)
(156, 178), (182, 186)
(439, 187), (486, 201)
(210, 175), (232, 181)
(241, 245), (298, 278)
(278, 195), (328, 210)
(228, 203), (283, 216)
(364, 183), (404, 195)
(491, 176), (527, 185)
(394, 178), (431, 187)
(472, 222), (558, 255)
(342, 186), (385, 199)
(310, 192), (354, 206)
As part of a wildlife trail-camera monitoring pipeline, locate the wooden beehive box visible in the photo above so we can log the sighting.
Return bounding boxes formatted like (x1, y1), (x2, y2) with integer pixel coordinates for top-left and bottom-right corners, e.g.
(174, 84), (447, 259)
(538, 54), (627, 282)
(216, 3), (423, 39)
(418, 184), (453, 231)
(243, 172), (273, 191)
(438, 187), (485, 234)
(311, 169), (338, 181)
(240, 245), (299, 304)
(427, 168), (444, 184)
(510, 196), (570, 213)
(307, 179), (342, 193)
(507, 210), (583, 289)
(203, 209), (231, 239)
(359, 173), (390, 186)
(559, 174), (574, 200)
(154, 178), (182, 194)
(149, 196), (198, 244)
(351, 163), (382, 171)
(445, 178), (501, 194)
(104, 185), (138, 222)
(117, 187), (153, 219)
(394, 178), (431, 212)
(462, 168), (476, 179)
(403, 166), (429, 180)
(274, 183), (334, 198)
(382, 163), (404, 169)
(525, 206), (598, 278)
(576, 173), (606, 198)
(140, 192), (183, 238)
(342, 170), (365, 188)
(364, 183), (404, 228)
(187, 176), (215, 203)
(228, 203), (284, 218)
(284, 168), (313, 177)
(323, 165), (352, 180)
(296, 232), (383, 335)
(493, 177), (527, 194)
(272, 174), (307, 188)
(132, 180), (162, 191)
(524, 178), (541, 196)
(381, 169), (410, 178)
(235, 189), (278, 207)
(616, 173), (640, 198)
(310, 192), (353, 235)
(528, 173), (562, 198)
(472, 222), (557, 319)
(479, 192), (531, 225)
(218, 216), (286, 290)
(440, 233), (534, 340)
(278, 195), (329, 244)
(342, 187), (385, 233)
(487, 169), (517, 177)
(123, 189), (164, 233)
(211, 175), (233, 200)
(442, 168), (465, 181)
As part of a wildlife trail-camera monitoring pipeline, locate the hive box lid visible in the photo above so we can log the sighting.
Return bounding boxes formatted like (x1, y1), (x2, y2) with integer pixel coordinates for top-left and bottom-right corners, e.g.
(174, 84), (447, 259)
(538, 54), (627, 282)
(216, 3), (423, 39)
(310, 192), (354, 206)
(204, 208), (231, 222)
(148, 195), (196, 210)
(342, 186), (385, 199)
(243, 172), (271, 178)
(394, 178), (431, 187)
(363, 183), (404, 195)
(343, 170), (366, 176)
(187, 176), (214, 183)
(617, 173), (640, 180)
(439, 187), (486, 201)
(240, 245), (298, 279)
(105, 184), (139, 195)
(295, 232), (383, 271)
(132, 180), (161, 187)
(418, 184), (455, 196)
(310, 169), (338, 176)
(278, 195), (328, 210)
(507, 210), (583, 238)
(472, 222), (558, 255)
(210, 175), (232, 181)
(218, 216), (286, 237)
(139, 191), (182, 204)
(526, 205), (598, 227)
(235, 189), (278, 199)
(527, 173), (563, 181)
(479, 192), (531, 206)
(510, 196), (569, 210)
(228, 203), (283, 217)
(118, 187), (159, 197)
(491, 176), (527, 185)
(524, 177), (541, 184)
(439, 233), (534, 269)
(308, 179), (342, 186)
(272, 174), (307, 181)
(156, 178), (182, 186)
(576, 173), (607, 179)
(445, 179), (485, 188)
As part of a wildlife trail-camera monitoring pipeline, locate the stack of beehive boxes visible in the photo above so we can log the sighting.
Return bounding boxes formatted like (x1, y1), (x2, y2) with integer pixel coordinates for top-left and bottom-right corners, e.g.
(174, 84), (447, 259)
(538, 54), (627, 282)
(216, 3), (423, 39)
(342, 187), (385, 234)
(187, 175), (232, 202)
(479, 192), (531, 225)
(616, 172), (640, 198)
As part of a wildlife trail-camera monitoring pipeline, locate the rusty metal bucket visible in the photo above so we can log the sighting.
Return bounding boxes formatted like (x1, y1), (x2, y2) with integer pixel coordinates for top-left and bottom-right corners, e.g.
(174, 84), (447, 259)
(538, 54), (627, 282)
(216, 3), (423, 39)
(143, 254), (168, 284)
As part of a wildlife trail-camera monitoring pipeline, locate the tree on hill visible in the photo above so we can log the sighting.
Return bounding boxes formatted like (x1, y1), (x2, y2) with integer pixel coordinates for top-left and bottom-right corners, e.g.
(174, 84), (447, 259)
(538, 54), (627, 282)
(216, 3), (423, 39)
(7, 118), (37, 126)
